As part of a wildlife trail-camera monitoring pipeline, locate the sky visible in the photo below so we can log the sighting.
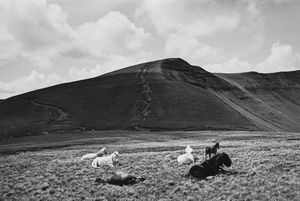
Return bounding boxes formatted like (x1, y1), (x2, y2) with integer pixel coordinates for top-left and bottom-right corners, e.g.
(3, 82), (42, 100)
(0, 0), (299, 99)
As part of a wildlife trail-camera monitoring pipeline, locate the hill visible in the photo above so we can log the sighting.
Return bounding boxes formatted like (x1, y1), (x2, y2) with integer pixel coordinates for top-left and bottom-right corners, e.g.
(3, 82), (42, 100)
(0, 58), (299, 137)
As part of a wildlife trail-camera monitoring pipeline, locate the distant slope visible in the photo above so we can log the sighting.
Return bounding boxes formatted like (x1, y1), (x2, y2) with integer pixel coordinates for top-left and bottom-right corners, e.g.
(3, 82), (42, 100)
(0, 58), (299, 138)
(216, 71), (300, 132)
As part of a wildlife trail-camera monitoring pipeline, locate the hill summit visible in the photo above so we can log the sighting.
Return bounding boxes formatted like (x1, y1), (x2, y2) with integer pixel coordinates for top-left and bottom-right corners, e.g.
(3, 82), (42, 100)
(1, 58), (300, 137)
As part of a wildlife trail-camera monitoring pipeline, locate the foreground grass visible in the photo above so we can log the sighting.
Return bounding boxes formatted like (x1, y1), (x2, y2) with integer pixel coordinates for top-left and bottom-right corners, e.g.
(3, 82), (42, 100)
(0, 131), (299, 200)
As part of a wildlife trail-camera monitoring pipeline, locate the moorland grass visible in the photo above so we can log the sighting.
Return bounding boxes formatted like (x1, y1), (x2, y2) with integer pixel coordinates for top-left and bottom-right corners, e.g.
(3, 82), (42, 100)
(0, 131), (299, 200)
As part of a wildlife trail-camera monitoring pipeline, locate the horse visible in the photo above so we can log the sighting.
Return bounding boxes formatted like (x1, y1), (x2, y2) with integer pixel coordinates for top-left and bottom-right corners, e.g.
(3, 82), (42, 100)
(187, 152), (232, 179)
(95, 172), (146, 186)
(204, 142), (219, 160)
(92, 151), (119, 168)
(177, 146), (195, 165)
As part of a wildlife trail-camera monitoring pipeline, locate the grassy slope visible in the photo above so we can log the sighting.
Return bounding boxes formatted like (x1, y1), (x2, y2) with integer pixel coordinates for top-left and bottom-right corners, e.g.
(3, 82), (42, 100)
(0, 131), (299, 200)
(0, 58), (258, 137)
(0, 59), (299, 137)
(144, 59), (256, 130)
(217, 71), (300, 131)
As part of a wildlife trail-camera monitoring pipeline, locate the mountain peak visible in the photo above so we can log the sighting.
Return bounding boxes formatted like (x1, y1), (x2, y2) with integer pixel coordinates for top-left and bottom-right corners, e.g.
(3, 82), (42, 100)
(1, 58), (300, 137)
(161, 57), (190, 65)
(101, 58), (192, 77)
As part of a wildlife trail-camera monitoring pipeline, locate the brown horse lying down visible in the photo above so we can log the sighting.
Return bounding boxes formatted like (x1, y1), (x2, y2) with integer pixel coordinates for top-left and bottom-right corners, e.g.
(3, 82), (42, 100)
(188, 152), (232, 179)
(95, 172), (146, 186)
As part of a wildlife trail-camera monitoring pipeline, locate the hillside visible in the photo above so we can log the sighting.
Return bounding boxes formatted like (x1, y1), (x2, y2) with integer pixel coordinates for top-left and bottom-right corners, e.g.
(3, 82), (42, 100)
(216, 71), (300, 132)
(0, 58), (299, 137)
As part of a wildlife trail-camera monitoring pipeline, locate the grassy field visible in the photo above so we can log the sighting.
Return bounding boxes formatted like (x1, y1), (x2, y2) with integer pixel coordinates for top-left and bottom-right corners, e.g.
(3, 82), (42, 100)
(0, 131), (299, 200)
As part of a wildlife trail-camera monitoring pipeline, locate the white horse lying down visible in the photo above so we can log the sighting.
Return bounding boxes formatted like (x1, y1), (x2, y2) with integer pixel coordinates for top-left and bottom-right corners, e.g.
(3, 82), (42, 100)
(177, 146), (195, 165)
(81, 147), (107, 160)
(92, 151), (119, 168)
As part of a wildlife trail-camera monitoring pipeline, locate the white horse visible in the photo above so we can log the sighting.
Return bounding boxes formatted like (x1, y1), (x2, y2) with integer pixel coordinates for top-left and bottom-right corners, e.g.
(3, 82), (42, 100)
(92, 151), (119, 168)
(81, 147), (107, 160)
(177, 146), (195, 165)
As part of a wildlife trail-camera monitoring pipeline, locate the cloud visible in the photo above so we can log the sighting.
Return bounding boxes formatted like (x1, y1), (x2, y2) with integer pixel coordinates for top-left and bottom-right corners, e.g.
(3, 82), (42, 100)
(138, 0), (265, 36)
(0, 25), (19, 61)
(164, 35), (224, 64)
(203, 58), (252, 73)
(75, 11), (150, 58)
(263, 0), (296, 4)
(0, 0), (151, 68)
(257, 42), (299, 72)
(0, 0), (74, 51)
(0, 0), (74, 68)
(60, 47), (93, 59)
(203, 42), (300, 73)
(0, 71), (65, 98)
(139, 0), (242, 37)
(27, 56), (53, 69)
(137, 0), (264, 65)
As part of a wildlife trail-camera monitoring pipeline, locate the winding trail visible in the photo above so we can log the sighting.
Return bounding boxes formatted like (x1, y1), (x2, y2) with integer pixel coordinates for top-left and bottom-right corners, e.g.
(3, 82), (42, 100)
(28, 100), (69, 121)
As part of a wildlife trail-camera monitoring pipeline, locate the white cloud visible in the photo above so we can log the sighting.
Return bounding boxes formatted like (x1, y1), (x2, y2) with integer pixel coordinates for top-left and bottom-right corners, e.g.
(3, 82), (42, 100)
(138, 0), (266, 36)
(164, 35), (223, 64)
(203, 42), (300, 73)
(27, 56), (52, 69)
(75, 11), (150, 58)
(263, 0), (295, 4)
(257, 42), (299, 72)
(139, 0), (242, 37)
(0, 0), (151, 69)
(0, 0), (74, 51)
(0, 0), (74, 68)
(0, 25), (19, 61)
(203, 58), (252, 73)
(0, 71), (65, 98)
(137, 0), (264, 65)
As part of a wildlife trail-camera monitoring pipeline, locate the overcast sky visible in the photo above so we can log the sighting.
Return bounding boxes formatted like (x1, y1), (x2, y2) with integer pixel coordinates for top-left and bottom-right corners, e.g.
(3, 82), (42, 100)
(0, 0), (299, 99)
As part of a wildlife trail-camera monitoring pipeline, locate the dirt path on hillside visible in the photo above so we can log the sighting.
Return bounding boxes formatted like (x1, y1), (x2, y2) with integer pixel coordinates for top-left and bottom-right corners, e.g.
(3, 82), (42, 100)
(136, 62), (154, 124)
(29, 100), (69, 121)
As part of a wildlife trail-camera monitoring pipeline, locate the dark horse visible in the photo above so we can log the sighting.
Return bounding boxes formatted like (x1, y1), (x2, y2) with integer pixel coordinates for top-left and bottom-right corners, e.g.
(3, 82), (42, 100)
(188, 152), (232, 179)
(204, 142), (219, 160)
(95, 172), (146, 186)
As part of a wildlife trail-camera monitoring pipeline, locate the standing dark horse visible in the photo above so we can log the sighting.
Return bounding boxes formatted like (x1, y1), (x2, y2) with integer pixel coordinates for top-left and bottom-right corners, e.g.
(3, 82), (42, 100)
(204, 142), (219, 160)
